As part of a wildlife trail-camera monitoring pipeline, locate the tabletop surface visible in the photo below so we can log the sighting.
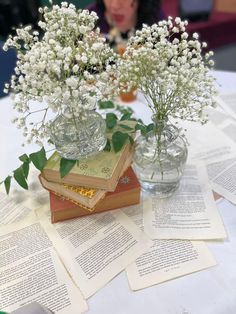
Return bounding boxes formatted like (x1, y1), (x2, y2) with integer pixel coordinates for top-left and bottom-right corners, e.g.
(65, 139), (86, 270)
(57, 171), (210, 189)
(0, 70), (236, 314)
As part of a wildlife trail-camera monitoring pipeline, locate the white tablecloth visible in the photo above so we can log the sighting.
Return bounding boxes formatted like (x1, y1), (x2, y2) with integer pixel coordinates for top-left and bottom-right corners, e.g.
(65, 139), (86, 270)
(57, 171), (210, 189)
(0, 70), (236, 314)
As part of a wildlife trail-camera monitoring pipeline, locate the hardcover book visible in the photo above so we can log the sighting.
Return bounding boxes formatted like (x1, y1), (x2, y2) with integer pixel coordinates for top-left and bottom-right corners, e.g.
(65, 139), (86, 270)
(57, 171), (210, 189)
(50, 166), (141, 223)
(39, 174), (106, 209)
(42, 144), (133, 191)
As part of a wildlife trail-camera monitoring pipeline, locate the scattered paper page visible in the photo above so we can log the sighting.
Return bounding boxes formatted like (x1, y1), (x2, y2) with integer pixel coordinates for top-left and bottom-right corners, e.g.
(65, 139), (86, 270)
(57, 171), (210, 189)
(122, 202), (217, 291)
(216, 93), (236, 120)
(40, 207), (152, 298)
(207, 105), (232, 126)
(181, 120), (236, 161)
(207, 155), (236, 205)
(0, 218), (88, 314)
(218, 119), (236, 144)
(0, 191), (37, 227)
(143, 164), (226, 240)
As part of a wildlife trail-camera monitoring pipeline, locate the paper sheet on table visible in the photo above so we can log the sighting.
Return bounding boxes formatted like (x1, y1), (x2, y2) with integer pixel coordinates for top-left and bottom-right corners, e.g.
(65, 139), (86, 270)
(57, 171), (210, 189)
(0, 217), (88, 314)
(0, 190), (37, 227)
(0, 168), (49, 227)
(215, 93), (236, 121)
(182, 120), (236, 161)
(122, 202), (216, 291)
(39, 206), (152, 298)
(143, 164), (226, 240)
(207, 154), (236, 205)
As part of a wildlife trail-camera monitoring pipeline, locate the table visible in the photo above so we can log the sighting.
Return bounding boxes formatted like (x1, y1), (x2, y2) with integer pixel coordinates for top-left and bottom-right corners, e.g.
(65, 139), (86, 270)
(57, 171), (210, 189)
(0, 70), (236, 314)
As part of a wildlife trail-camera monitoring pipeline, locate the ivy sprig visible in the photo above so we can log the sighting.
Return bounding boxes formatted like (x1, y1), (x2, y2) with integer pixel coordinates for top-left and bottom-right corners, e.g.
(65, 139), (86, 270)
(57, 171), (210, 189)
(99, 100), (153, 153)
(0, 147), (47, 194)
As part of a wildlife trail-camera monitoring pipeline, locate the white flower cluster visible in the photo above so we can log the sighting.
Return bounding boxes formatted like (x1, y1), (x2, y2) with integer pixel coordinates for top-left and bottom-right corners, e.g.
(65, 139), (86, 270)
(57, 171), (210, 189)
(118, 17), (217, 124)
(3, 2), (117, 145)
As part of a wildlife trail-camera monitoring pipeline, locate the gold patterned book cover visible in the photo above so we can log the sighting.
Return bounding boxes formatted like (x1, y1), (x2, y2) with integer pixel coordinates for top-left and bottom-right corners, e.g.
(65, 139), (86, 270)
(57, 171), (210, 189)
(50, 166), (141, 223)
(42, 144), (133, 191)
(39, 174), (106, 208)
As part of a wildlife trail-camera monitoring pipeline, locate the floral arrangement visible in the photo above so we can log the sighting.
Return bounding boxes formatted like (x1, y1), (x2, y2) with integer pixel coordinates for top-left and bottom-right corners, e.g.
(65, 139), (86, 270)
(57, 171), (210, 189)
(1, 2), (127, 193)
(3, 2), (117, 147)
(117, 17), (217, 125)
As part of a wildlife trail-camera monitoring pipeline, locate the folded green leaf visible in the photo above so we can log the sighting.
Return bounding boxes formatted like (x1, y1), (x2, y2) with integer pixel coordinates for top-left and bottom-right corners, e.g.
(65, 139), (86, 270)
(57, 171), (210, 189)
(103, 138), (111, 151)
(119, 124), (133, 131)
(112, 131), (129, 153)
(13, 167), (28, 190)
(22, 161), (30, 178)
(147, 123), (155, 132)
(19, 154), (29, 163)
(29, 147), (47, 171)
(128, 135), (134, 145)
(120, 113), (132, 121)
(106, 113), (118, 129)
(116, 105), (134, 115)
(4, 176), (12, 194)
(60, 158), (76, 178)
(99, 100), (115, 109)
(135, 123), (147, 136)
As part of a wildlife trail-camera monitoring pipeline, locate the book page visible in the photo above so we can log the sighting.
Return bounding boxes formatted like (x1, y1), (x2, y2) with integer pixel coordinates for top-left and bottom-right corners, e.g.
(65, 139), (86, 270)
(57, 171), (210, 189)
(122, 202), (216, 291)
(207, 155), (236, 205)
(40, 207), (152, 298)
(206, 105), (231, 126)
(0, 218), (87, 314)
(216, 93), (236, 120)
(143, 164), (226, 240)
(181, 120), (236, 161)
(219, 119), (236, 143)
(0, 191), (37, 227)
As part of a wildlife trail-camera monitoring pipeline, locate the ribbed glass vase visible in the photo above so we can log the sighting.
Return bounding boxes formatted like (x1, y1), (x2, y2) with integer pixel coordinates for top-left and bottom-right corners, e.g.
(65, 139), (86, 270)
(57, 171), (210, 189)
(49, 109), (106, 160)
(133, 118), (188, 197)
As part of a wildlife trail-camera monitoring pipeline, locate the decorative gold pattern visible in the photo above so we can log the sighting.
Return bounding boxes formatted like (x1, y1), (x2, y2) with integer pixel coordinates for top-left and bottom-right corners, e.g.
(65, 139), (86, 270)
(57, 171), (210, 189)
(62, 184), (97, 198)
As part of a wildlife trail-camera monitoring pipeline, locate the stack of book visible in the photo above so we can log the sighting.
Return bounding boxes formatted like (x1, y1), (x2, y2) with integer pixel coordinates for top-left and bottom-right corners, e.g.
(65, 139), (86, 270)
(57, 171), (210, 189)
(40, 144), (141, 223)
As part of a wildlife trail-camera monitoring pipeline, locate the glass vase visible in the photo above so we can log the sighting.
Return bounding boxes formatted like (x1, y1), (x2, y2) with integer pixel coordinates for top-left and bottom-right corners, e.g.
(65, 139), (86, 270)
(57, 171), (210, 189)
(133, 118), (188, 197)
(49, 110), (106, 160)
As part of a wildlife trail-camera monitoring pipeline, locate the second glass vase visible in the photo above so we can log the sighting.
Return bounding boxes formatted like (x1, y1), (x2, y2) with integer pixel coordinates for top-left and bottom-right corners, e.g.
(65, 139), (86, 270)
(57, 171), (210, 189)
(133, 118), (188, 197)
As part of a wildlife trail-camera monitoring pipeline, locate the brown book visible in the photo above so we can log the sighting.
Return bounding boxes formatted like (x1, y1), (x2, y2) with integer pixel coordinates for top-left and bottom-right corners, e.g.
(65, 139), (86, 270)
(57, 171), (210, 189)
(42, 144), (133, 191)
(39, 174), (106, 209)
(50, 167), (141, 223)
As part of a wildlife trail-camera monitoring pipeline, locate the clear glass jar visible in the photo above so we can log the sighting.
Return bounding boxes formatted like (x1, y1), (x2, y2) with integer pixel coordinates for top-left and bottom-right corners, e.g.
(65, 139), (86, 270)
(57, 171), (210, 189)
(49, 110), (106, 160)
(133, 118), (188, 197)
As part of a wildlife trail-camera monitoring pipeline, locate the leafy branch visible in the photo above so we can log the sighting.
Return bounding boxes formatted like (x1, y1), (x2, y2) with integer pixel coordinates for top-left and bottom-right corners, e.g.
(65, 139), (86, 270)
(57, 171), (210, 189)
(0, 147), (47, 194)
(1, 101), (155, 194)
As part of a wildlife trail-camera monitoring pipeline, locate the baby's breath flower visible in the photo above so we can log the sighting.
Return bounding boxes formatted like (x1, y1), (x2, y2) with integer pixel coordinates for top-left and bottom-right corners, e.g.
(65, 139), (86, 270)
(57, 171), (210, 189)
(118, 17), (217, 124)
(3, 3), (117, 146)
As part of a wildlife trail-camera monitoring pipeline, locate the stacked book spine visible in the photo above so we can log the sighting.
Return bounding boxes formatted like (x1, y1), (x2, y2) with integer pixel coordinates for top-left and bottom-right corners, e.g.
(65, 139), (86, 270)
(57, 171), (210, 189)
(39, 144), (141, 222)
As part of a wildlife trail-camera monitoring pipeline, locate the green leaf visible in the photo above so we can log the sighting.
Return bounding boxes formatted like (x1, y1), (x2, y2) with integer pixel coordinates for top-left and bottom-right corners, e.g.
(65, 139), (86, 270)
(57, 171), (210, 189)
(112, 131), (129, 153)
(13, 167), (28, 190)
(120, 113), (132, 121)
(29, 147), (47, 171)
(128, 135), (134, 145)
(19, 153), (29, 163)
(60, 158), (76, 178)
(106, 113), (118, 129)
(116, 105), (134, 115)
(99, 100), (115, 109)
(135, 123), (147, 136)
(4, 176), (12, 194)
(103, 139), (111, 152)
(22, 161), (29, 178)
(147, 123), (155, 132)
(119, 123), (133, 131)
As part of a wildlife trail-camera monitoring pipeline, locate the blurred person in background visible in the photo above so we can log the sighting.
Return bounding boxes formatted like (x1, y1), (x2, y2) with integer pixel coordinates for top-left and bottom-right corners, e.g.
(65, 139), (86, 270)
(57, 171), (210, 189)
(87, 0), (165, 53)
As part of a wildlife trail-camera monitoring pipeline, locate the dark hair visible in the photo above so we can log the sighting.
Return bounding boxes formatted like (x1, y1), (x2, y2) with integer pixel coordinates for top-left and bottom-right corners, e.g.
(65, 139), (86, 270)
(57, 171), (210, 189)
(96, 0), (161, 30)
